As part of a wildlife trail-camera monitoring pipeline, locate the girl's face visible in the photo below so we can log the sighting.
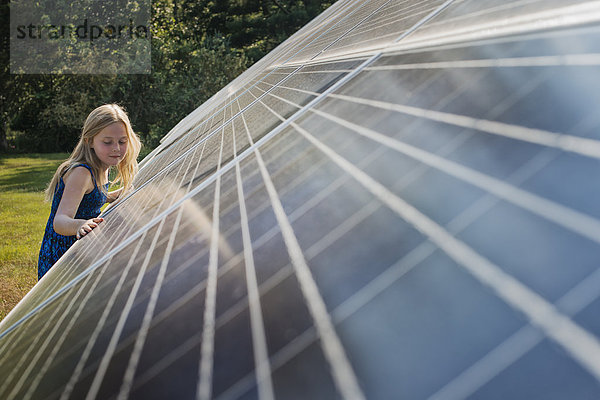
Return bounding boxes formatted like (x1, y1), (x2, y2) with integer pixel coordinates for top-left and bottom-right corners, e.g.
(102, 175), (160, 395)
(91, 122), (129, 168)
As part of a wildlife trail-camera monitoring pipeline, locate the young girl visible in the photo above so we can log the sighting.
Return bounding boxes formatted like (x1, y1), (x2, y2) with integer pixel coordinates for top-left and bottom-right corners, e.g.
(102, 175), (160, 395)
(37, 104), (141, 280)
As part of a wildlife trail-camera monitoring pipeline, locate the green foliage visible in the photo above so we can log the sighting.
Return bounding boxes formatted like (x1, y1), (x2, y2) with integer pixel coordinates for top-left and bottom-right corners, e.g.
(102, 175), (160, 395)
(1, 0), (332, 154)
(144, 33), (249, 150)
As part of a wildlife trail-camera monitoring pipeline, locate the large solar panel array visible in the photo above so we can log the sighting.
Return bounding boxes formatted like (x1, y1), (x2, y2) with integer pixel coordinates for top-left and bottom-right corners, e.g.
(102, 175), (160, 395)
(2, 0), (600, 398)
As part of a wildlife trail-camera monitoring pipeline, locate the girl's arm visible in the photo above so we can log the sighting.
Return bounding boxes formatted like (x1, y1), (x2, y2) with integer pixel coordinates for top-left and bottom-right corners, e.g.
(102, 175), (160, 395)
(53, 167), (103, 238)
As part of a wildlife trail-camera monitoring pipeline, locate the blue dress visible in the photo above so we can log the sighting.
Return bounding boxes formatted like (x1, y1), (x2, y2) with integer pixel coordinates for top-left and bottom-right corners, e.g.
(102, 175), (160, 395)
(37, 164), (108, 280)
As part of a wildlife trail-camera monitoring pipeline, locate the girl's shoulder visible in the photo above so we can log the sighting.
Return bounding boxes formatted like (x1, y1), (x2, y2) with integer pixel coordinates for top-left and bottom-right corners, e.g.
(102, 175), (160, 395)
(61, 164), (96, 194)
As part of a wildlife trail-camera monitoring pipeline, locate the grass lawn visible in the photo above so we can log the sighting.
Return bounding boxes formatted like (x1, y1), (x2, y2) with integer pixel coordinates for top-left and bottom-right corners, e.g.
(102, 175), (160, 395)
(0, 153), (68, 322)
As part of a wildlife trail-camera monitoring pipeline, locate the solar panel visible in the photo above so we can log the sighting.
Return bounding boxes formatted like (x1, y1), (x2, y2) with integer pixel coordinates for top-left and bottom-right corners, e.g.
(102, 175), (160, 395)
(2, 0), (600, 398)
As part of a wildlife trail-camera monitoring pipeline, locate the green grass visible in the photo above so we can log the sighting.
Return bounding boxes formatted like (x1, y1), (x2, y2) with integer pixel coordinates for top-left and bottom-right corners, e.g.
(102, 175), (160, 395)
(0, 153), (69, 322)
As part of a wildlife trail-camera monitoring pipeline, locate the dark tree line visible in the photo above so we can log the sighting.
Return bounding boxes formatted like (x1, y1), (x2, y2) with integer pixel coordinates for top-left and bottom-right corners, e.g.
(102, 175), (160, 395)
(1, 0), (332, 156)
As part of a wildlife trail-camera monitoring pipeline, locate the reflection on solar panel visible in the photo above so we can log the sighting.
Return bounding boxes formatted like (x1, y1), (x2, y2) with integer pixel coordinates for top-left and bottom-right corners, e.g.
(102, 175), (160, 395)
(2, 0), (600, 398)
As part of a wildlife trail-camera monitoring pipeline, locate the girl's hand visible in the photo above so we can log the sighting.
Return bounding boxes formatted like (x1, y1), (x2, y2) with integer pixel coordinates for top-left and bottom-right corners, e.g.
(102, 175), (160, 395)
(76, 217), (104, 239)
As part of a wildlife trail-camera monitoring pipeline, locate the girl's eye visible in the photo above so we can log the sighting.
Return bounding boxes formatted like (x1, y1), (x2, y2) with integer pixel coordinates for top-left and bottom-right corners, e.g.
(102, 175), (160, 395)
(103, 142), (112, 145)
(119, 140), (127, 144)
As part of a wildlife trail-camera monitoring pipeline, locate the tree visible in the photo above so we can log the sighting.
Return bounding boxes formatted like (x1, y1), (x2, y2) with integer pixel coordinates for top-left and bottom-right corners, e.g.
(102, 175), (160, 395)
(1, 0), (332, 153)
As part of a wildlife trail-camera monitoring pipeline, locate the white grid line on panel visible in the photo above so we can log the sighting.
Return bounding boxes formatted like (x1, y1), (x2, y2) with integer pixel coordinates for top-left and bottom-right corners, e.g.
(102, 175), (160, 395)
(293, 120), (600, 382)
(132, 335), (200, 393)
(307, 0), (396, 60)
(197, 127), (226, 400)
(79, 219), (211, 397)
(253, 68), (600, 246)
(267, 0), (361, 65)
(59, 235), (146, 400)
(291, 0), (456, 65)
(163, 138), (208, 207)
(282, 0), (455, 68)
(394, 1), (600, 52)
(293, 5), (600, 67)
(24, 259), (112, 399)
(219, 123), (317, 222)
(232, 110), (276, 400)
(309, 107), (600, 244)
(429, 324), (542, 400)
(266, 0), (357, 66)
(185, 140), (209, 194)
(1, 270), (95, 399)
(0, 292), (44, 359)
(318, 0), (443, 53)
(0, 281), (78, 397)
(261, 81), (326, 97)
(5, 216), (123, 330)
(240, 112), (366, 400)
(288, 7), (384, 59)
(116, 203), (187, 399)
(345, 0), (437, 31)
(267, 68), (357, 75)
(430, 264), (600, 400)
(86, 219), (166, 400)
(388, 21), (600, 60)
(416, 0), (573, 30)
(327, 93), (600, 159)
(215, 144), (564, 400)
(364, 54), (600, 69)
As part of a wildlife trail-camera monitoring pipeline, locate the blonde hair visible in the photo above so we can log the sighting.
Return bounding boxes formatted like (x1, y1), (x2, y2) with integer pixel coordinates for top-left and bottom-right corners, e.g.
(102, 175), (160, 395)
(45, 104), (142, 201)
